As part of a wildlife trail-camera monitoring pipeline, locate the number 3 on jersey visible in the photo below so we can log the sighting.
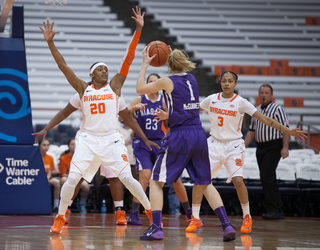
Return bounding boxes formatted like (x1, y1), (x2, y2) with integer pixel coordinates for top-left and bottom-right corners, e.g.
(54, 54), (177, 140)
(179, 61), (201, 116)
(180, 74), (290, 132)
(90, 103), (106, 114)
(218, 116), (224, 127)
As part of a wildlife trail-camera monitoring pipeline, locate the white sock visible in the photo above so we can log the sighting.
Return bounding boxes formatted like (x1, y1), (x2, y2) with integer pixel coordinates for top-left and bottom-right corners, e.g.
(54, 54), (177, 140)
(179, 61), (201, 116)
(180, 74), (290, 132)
(69, 200), (73, 206)
(192, 204), (201, 219)
(54, 199), (59, 208)
(241, 202), (251, 218)
(114, 200), (124, 208)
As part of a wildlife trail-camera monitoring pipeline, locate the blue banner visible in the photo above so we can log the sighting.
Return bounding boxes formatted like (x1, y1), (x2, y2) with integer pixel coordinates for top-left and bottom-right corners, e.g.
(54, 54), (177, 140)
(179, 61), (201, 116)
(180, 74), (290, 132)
(0, 6), (34, 145)
(0, 145), (52, 214)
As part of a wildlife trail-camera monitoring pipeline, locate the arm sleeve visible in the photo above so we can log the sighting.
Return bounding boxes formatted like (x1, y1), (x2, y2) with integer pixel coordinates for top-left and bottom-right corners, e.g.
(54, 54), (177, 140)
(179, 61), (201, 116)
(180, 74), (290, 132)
(118, 31), (141, 76)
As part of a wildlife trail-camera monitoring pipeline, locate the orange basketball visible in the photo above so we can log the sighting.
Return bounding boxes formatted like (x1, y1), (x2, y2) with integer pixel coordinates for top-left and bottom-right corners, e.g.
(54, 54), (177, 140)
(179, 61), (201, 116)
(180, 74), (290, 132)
(147, 41), (170, 67)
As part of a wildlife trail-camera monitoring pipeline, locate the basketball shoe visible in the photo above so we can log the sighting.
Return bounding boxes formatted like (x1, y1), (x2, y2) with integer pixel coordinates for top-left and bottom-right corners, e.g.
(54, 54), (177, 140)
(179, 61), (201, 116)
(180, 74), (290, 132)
(186, 215), (203, 232)
(240, 214), (252, 233)
(50, 215), (65, 234)
(127, 210), (143, 225)
(221, 223), (236, 242)
(64, 209), (70, 225)
(115, 210), (127, 225)
(140, 223), (164, 241)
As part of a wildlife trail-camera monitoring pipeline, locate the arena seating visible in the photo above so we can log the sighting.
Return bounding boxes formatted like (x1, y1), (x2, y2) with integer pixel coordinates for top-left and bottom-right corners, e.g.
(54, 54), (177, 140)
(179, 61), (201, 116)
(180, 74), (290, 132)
(137, 0), (320, 134)
(8, 0), (169, 128)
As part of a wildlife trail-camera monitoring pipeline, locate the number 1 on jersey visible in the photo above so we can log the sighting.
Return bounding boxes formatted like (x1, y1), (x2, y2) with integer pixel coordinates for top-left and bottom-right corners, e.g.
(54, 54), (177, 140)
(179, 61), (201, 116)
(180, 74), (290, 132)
(186, 80), (195, 101)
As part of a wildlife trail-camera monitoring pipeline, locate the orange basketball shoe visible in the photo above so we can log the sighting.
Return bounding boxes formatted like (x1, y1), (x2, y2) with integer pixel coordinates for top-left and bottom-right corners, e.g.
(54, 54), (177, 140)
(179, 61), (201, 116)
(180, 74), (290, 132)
(143, 209), (153, 225)
(186, 215), (203, 232)
(240, 214), (252, 233)
(115, 210), (127, 225)
(64, 209), (70, 225)
(50, 215), (65, 234)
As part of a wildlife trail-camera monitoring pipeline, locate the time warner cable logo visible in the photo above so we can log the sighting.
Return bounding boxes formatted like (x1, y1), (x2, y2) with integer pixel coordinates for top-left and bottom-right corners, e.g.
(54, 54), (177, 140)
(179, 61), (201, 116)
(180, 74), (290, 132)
(0, 159), (38, 185)
(0, 68), (31, 143)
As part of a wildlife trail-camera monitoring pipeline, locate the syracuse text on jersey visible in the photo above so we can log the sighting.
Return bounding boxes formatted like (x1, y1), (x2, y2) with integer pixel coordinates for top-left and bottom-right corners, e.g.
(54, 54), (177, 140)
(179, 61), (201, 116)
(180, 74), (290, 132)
(83, 94), (114, 102)
(210, 107), (237, 117)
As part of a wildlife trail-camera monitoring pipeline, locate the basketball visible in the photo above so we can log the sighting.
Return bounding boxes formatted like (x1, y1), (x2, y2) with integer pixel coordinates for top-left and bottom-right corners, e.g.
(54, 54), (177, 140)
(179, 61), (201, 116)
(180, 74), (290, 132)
(147, 41), (170, 67)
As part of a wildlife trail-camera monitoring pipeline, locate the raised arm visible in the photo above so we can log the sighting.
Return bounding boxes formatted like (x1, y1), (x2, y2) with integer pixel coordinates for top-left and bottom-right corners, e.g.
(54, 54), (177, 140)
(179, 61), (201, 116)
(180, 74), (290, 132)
(110, 6), (145, 96)
(39, 20), (87, 97)
(32, 103), (77, 143)
(252, 111), (307, 142)
(136, 47), (173, 95)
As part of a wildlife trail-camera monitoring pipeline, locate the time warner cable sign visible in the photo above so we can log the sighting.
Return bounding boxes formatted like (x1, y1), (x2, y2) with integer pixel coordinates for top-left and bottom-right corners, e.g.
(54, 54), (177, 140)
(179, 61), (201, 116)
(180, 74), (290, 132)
(0, 146), (52, 214)
(0, 19), (52, 214)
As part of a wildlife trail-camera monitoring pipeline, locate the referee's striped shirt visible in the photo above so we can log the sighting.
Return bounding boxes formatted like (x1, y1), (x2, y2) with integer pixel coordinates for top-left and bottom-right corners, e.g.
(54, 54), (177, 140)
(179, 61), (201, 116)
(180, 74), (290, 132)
(249, 101), (289, 143)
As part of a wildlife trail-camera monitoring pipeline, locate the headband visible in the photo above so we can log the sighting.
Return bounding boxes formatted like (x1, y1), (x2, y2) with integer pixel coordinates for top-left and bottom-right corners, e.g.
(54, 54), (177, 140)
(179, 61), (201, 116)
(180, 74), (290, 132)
(89, 62), (109, 74)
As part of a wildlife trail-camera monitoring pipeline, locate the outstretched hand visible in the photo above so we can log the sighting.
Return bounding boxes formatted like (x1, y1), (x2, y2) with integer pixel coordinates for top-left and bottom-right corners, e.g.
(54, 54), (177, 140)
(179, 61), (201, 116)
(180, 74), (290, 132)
(39, 19), (57, 42)
(289, 128), (308, 142)
(132, 6), (145, 31)
(32, 129), (47, 143)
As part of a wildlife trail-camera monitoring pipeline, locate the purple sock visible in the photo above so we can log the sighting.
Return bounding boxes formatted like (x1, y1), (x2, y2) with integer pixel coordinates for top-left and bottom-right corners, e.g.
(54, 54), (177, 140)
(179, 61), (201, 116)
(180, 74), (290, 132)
(152, 210), (162, 228)
(214, 206), (230, 225)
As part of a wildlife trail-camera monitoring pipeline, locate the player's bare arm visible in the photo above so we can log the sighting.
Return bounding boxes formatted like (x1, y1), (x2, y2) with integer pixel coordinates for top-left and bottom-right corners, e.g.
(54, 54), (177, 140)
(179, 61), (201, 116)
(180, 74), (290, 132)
(127, 96), (144, 113)
(32, 103), (77, 143)
(252, 111), (307, 142)
(39, 20), (87, 97)
(137, 47), (173, 94)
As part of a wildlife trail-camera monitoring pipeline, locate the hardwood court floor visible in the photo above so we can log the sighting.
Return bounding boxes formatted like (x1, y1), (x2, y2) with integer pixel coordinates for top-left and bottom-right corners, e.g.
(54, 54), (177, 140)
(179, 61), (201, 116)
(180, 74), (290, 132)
(0, 213), (319, 249)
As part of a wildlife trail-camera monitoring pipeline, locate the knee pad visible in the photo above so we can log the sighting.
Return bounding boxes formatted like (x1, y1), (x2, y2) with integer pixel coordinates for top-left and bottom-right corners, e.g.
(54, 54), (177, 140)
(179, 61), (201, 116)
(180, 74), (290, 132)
(118, 171), (135, 188)
(66, 172), (82, 188)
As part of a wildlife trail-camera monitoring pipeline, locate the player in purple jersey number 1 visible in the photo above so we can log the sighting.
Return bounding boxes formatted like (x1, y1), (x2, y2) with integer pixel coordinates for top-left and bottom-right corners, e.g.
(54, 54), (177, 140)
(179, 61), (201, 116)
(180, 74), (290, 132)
(135, 46), (236, 242)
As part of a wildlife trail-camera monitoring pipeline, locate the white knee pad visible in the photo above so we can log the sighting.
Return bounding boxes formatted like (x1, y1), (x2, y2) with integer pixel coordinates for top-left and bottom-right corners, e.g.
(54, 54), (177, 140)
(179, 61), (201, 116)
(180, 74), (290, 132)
(59, 172), (82, 215)
(66, 172), (82, 187)
(118, 172), (151, 210)
(118, 171), (135, 188)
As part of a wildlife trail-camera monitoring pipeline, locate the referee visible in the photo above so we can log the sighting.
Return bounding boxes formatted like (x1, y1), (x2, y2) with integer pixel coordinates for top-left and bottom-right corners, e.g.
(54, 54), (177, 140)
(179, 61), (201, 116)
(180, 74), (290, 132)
(244, 84), (289, 220)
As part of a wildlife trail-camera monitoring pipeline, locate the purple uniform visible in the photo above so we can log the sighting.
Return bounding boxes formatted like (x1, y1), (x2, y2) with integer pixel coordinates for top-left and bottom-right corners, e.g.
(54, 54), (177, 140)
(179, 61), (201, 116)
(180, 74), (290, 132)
(132, 95), (164, 172)
(153, 74), (211, 185)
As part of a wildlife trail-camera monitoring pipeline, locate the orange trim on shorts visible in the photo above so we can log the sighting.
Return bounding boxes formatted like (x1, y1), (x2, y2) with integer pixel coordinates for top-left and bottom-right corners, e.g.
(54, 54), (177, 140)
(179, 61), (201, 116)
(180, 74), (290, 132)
(118, 163), (129, 176)
(71, 161), (83, 175)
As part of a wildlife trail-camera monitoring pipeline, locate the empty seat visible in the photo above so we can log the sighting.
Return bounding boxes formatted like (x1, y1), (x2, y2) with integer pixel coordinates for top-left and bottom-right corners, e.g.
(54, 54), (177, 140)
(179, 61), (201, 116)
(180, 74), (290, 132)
(295, 163), (320, 181)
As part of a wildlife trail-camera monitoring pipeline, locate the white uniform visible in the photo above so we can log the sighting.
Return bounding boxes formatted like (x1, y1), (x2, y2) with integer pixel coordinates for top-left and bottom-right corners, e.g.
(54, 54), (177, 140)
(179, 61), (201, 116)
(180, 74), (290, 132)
(70, 92), (128, 179)
(200, 93), (257, 182)
(69, 84), (131, 182)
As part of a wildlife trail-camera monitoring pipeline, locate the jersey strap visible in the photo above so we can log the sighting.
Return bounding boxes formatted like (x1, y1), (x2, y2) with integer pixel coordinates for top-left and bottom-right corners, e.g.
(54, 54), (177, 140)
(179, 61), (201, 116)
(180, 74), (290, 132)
(118, 31), (141, 76)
